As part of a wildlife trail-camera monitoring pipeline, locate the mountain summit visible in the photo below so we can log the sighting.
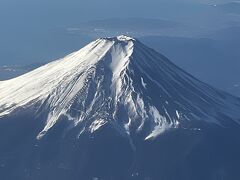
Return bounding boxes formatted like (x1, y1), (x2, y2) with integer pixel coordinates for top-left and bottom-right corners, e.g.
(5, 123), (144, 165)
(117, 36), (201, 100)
(0, 36), (240, 180)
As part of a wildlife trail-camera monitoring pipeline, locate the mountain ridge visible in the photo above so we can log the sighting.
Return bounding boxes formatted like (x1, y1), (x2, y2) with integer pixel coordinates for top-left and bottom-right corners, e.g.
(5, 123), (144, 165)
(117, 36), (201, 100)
(1, 35), (240, 180)
(0, 35), (240, 142)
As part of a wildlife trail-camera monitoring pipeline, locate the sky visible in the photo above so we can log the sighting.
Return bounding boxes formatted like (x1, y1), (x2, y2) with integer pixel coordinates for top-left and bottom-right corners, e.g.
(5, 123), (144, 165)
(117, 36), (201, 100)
(0, 0), (238, 65)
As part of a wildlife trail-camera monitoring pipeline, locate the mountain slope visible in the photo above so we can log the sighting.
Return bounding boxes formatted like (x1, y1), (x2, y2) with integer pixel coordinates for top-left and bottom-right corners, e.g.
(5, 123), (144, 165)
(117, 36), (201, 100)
(0, 35), (240, 180)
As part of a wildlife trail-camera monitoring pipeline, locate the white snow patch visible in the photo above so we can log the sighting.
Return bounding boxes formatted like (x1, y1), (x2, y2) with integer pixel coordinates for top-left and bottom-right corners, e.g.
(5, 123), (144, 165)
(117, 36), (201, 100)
(145, 106), (173, 140)
(117, 35), (135, 41)
(89, 119), (108, 133)
(141, 77), (147, 89)
(176, 110), (181, 119)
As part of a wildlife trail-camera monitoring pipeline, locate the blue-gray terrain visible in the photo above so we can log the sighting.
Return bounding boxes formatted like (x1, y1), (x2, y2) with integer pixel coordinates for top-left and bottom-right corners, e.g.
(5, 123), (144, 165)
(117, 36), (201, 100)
(0, 36), (240, 180)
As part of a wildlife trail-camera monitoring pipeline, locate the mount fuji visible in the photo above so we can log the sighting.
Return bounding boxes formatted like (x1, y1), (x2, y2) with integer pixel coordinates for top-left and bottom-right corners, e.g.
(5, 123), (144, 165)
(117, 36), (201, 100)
(0, 35), (240, 180)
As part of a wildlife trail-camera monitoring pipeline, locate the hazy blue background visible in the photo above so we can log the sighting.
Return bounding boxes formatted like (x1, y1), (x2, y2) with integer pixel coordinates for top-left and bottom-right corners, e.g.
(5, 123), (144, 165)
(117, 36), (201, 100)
(0, 0), (240, 96)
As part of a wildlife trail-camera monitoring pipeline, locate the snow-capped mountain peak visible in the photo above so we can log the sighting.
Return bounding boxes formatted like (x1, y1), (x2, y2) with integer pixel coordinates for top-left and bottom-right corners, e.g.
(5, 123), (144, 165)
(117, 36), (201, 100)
(0, 35), (240, 140)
